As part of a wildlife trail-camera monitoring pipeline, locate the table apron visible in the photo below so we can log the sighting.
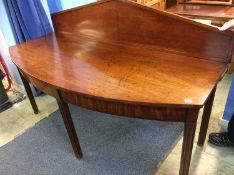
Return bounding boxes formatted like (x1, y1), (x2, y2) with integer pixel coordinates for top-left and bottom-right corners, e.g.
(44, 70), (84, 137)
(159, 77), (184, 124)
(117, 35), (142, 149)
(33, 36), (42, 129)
(23, 70), (192, 122)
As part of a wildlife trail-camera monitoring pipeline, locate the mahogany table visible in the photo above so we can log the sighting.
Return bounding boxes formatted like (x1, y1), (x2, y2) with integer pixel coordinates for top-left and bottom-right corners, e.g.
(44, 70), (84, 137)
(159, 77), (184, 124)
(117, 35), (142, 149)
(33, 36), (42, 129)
(167, 3), (234, 21)
(9, 0), (234, 175)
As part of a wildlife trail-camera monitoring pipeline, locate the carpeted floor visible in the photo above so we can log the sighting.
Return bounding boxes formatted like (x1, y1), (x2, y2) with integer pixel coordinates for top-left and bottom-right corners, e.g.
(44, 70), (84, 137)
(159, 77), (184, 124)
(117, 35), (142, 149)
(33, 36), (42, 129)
(0, 105), (183, 175)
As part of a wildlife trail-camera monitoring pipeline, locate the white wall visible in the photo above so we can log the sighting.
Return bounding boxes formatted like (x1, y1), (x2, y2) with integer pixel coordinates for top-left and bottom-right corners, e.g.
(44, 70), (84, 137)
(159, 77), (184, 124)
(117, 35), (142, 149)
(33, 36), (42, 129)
(0, 0), (52, 89)
(0, 0), (21, 86)
(41, 0), (54, 29)
(60, 0), (97, 10)
(0, 0), (16, 46)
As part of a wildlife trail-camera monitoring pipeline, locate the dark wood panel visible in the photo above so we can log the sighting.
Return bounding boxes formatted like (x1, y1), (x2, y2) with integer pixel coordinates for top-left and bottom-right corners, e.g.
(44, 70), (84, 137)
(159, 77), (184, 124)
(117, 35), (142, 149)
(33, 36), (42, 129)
(60, 90), (188, 121)
(166, 0), (177, 8)
(117, 0), (234, 63)
(187, 0), (232, 5)
(51, 0), (118, 41)
(51, 0), (234, 63)
(167, 4), (234, 20)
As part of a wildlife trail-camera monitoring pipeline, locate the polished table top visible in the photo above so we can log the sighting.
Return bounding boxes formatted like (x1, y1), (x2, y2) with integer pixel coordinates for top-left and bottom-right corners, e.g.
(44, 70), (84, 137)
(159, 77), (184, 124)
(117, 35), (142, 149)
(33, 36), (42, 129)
(10, 0), (234, 109)
(10, 32), (226, 108)
(9, 1), (234, 175)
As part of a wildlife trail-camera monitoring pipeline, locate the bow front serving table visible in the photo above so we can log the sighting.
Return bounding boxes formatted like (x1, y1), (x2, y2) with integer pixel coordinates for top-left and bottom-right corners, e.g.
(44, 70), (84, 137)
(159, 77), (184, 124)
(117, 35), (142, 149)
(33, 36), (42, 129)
(9, 0), (234, 174)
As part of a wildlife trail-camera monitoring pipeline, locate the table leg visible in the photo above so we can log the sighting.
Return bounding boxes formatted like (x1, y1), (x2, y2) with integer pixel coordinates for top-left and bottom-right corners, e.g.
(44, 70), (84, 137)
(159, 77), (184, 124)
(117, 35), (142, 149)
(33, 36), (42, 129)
(197, 86), (216, 146)
(18, 69), (39, 114)
(179, 109), (199, 175)
(56, 91), (83, 159)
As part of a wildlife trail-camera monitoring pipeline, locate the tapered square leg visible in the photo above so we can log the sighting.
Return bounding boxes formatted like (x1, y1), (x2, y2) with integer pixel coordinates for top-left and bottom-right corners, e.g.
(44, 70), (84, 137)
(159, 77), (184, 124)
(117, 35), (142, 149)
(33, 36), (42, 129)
(197, 86), (216, 146)
(179, 109), (199, 175)
(56, 91), (83, 159)
(18, 69), (39, 114)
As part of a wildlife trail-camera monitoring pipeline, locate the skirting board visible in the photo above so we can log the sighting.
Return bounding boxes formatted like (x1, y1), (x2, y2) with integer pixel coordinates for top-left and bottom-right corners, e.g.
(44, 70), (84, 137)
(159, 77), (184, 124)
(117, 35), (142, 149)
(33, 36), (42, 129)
(219, 117), (228, 131)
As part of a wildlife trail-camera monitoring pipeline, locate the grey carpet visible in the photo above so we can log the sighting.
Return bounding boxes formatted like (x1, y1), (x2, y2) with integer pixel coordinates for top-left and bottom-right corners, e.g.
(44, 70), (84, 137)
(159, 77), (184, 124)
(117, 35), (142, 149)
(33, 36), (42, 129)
(0, 105), (183, 175)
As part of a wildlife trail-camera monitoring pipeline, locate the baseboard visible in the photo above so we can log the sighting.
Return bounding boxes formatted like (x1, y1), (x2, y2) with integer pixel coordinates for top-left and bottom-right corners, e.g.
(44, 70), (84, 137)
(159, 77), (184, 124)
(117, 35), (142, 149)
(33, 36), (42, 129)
(0, 99), (12, 113)
(219, 117), (228, 131)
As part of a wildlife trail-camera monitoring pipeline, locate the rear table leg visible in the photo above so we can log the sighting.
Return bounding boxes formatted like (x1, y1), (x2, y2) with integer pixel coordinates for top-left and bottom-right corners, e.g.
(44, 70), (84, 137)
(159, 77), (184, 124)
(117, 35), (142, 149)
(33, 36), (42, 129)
(18, 69), (39, 114)
(56, 91), (83, 159)
(198, 86), (216, 146)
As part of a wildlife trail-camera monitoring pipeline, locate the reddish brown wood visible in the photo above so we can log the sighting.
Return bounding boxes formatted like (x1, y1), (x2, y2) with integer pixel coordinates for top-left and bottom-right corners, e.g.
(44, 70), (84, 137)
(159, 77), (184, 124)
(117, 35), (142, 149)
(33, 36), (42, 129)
(180, 109), (199, 175)
(23, 71), (58, 97)
(18, 69), (39, 114)
(56, 90), (83, 159)
(187, 0), (233, 6)
(118, 1), (234, 62)
(197, 85), (217, 146)
(166, 0), (177, 8)
(10, 33), (227, 108)
(52, 0), (118, 41)
(8, 1), (234, 175)
(167, 3), (234, 20)
(61, 91), (188, 121)
(51, 0), (234, 63)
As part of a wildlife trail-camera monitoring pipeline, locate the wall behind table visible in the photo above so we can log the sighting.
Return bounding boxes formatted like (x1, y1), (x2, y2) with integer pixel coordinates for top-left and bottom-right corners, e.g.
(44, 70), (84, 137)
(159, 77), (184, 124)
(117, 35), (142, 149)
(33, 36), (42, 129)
(0, 0), (53, 89)
(47, 0), (99, 13)
(0, 0), (21, 86)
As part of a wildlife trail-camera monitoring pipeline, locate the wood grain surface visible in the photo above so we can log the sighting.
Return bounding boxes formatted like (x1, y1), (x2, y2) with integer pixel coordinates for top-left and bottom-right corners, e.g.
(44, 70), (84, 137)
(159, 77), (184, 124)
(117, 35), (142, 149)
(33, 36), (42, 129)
(10, 0), (234, 109)
(9, 1), (234, 175)
(10, 33), (226, 108)
(167, 3), (234, 20)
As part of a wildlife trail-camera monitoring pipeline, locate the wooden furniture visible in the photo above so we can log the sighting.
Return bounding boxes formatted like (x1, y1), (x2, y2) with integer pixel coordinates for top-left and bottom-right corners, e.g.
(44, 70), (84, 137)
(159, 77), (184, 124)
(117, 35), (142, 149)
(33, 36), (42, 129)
(167, 0), (234, 23)
(9, 0), (234, 175)
(230, 55), (234, 72)
(136, 0), (166, 9)
(167, 3), (234, 22)
(182, 0), (233, 6)
(177, 0), (234, 6)
(166, 1), (234, 73)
